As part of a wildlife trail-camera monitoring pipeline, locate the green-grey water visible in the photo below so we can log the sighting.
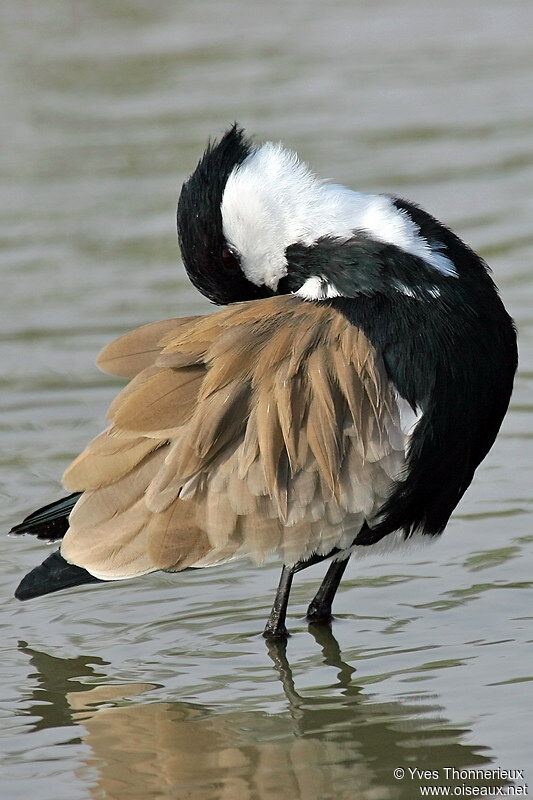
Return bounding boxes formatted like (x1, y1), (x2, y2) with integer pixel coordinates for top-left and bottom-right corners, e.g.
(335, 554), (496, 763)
(1, 1), (532, 798)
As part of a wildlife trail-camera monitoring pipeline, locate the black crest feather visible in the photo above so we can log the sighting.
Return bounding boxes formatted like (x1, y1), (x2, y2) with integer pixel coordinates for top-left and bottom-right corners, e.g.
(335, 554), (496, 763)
(177, 124), (272, 305)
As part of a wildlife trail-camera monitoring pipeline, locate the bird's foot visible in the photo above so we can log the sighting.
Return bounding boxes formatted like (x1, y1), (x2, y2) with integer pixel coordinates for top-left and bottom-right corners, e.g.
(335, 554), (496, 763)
(305, 602), (333, 626)
(263, 622), (290, 641)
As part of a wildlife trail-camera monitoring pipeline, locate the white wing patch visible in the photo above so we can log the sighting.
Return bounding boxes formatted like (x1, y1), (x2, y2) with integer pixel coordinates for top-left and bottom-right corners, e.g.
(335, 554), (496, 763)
(394, 390), (422, 438)
(296, 276), (342, 300)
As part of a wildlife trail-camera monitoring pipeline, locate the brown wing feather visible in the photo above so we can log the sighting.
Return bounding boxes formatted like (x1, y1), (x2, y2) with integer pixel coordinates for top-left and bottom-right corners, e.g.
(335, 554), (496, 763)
(273, 363), (300, 473)
(146, 498), (211, 571)
(97, 317), (197, 378)
(111, 365), (206, 435)
(61, 295), (406, 578)
(255, 381), (285, 500)
(63, 428), (159, 492)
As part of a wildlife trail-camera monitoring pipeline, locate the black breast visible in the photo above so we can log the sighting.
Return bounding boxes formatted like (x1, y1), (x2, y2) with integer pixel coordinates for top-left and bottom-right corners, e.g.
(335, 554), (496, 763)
(329, 202), (517, 543)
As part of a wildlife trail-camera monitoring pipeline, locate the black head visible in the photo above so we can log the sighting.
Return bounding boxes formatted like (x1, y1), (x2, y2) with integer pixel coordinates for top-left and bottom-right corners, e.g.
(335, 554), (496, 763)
(178, 126), (481, 307)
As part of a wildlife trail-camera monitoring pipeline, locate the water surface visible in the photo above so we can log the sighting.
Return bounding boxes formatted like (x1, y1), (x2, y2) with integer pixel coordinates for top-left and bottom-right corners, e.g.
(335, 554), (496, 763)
(1, 1), (532, 798)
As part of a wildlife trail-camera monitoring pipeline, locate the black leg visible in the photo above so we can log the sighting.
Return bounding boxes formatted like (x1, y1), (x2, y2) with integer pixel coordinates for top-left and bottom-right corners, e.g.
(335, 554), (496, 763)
(306, 556), (350, 624)
(263, 565), (294, 640)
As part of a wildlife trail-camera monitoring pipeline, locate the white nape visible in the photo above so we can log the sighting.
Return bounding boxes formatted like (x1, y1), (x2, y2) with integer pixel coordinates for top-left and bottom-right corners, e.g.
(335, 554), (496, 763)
(221, 141), (457, 292)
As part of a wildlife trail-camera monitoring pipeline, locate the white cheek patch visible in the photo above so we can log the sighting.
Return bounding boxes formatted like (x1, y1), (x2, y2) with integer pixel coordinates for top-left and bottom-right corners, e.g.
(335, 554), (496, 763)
(221, 190), (288, 290)
(221, 144), (312, 290)
(221, 141), (458, 293)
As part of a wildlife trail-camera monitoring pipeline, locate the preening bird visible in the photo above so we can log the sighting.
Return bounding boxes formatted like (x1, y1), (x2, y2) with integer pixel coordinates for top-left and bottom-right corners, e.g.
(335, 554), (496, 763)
(11, 125), (517, 638)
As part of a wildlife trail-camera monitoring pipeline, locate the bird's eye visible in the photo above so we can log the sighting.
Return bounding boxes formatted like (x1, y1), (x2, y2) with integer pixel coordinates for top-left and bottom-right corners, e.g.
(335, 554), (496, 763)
(221, 245), (240, 271)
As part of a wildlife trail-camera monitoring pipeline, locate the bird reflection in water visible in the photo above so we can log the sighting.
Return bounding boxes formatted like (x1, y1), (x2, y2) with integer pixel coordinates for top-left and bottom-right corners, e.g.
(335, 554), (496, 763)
(19, 633), (498, 800)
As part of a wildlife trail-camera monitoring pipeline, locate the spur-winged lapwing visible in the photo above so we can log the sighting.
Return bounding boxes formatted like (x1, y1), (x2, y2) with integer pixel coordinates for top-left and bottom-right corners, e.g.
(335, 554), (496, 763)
(12, 125), (517, 638)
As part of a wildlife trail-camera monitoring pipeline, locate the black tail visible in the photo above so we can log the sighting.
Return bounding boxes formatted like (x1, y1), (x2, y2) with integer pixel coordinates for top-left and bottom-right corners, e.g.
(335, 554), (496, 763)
(10, 493), (81, 541)
(15, 550), (103, 601)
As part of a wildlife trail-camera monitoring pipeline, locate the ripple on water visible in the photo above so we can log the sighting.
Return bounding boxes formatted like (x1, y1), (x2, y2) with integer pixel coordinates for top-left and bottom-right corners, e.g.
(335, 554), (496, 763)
(1, 0), (532, 797)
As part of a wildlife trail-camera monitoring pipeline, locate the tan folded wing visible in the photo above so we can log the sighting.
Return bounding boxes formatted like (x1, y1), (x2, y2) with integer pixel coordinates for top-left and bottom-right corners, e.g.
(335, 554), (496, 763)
(96, 317), (200, 378)
(61, 295), (406, 579)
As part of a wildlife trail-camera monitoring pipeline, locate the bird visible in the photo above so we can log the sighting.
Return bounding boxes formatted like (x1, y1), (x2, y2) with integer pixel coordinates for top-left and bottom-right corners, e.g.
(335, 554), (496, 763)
(11, 124), (517, 639)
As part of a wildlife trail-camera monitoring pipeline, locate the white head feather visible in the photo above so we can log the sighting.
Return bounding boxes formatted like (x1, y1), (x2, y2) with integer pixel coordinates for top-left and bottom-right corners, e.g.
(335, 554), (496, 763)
(221, 142), (456, 292)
